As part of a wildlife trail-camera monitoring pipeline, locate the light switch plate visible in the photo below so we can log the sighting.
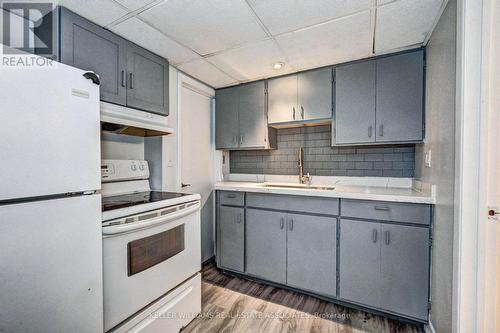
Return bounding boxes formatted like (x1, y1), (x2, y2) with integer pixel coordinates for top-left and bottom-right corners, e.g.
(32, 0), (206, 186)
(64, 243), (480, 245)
(425, 150), (432, 168)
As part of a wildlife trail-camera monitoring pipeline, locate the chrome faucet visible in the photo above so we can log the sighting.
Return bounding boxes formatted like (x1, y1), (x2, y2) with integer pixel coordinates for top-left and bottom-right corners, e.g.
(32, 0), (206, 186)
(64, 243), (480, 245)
(298, 147), (313, 185)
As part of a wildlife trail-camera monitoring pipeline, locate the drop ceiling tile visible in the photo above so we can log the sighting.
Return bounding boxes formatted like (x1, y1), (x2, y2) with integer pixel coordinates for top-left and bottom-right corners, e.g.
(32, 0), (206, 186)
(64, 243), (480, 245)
(375, 0), (443, 52)
(206, 39), (294, 81)
(139, 0), (268, 56)
(275, 11), (373, 70)
(113, 0), (157, 12)
(178, 59), (237, 88)
(58, 0), (128, 26)
(247, 0), (371, 35)
(111, 17), (200, 65)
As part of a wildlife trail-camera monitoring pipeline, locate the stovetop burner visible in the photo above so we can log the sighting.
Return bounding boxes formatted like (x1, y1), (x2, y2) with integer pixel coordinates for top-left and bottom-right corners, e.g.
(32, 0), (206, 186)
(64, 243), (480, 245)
(102, 191), (189, 212)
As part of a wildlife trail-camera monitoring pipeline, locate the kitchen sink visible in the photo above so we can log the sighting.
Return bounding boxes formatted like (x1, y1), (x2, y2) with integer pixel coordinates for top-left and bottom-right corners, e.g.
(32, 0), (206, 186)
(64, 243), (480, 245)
(259, 183), (336, 191)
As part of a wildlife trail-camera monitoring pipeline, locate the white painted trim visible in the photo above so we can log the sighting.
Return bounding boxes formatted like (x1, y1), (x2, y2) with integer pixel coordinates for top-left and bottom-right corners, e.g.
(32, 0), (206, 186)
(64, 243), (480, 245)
(424, 321), (436, 333)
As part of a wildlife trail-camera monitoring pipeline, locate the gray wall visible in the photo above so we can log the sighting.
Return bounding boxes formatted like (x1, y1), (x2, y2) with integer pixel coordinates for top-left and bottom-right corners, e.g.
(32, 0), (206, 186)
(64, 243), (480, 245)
(415, 1), (456, 332)
(230, 125), (415, 177)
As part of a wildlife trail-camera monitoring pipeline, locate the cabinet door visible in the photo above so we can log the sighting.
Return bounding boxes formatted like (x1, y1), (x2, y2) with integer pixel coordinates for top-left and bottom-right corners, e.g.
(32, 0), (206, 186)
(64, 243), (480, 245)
(298, 67), (332, 121)
(246, 209), (287, 284)
(238, 81), (267, 148)
(334, 61), (376, 144)
(215, 87), (240, 149)
(380, 224), (430, 320)
(287, 214), (337, 297)
(339, 219), (381, 308)
(60, 8), (127, 105)
(217, 206), (245, 273)
(268, 75), (297, 124)
(126, 43), (169, 115)
(376, 50), (424, 142)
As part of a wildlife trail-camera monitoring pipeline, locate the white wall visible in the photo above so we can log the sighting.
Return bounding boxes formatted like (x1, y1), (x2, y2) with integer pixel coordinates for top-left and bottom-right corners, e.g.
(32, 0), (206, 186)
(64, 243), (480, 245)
(415, 0), (457, 331)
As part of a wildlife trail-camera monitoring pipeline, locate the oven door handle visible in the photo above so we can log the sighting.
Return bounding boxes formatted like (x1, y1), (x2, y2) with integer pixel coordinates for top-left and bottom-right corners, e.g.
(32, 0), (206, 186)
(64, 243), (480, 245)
(102, 201), (201, 236)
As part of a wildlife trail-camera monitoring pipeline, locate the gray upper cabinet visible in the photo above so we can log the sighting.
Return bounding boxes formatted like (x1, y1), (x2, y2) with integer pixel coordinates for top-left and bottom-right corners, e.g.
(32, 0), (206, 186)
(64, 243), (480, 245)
(215, 82), (275, 150)
(217, 206), (245, 273)
(334, 61), (376, 144)
(126, 43), (169, 116)
(376, 50), (424, 142)
(297, 68), (332, 121)
(379, 224), (429, 320)
(59, 7), (127, 105)
(268, 69), (333, 126)
(287, 214), (336, 297)
(339, 219), (382, 308)
(333, 49), (424, 145)
(215, 88), (240, 149)
(268, 75), (297, 124)
(58, 7), (169, 115)
(246, 209), (287, 284)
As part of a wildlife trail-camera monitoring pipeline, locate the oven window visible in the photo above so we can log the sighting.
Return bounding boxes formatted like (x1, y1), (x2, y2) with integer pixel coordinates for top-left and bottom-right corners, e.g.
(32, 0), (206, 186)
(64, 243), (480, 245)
(127, 225), (185, 276)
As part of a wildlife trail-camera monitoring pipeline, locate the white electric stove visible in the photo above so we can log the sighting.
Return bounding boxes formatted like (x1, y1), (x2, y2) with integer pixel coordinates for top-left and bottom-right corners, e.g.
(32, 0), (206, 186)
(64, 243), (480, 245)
(101, 160), (201, 333)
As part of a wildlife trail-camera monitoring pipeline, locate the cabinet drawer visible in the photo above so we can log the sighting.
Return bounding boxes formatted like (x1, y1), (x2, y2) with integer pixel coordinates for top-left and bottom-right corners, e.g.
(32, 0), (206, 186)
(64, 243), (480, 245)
(246, 193), (339, 216)
(341, 199), (430, 225)
(218, 191), (245, 206)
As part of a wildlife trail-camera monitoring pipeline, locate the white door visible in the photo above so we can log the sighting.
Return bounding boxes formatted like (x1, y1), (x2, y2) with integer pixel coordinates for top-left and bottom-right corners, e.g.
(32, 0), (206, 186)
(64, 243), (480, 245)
(179, 77), (215, 261)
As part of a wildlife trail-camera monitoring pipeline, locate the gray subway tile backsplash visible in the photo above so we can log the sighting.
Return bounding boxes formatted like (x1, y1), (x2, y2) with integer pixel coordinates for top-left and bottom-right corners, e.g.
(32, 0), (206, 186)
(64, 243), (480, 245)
(229, 125), (415, 177)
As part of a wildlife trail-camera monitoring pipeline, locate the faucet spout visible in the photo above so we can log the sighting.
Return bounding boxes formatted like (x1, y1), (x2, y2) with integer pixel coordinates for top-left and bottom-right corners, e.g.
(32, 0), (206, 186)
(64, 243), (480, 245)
(298, 147), (312, 185)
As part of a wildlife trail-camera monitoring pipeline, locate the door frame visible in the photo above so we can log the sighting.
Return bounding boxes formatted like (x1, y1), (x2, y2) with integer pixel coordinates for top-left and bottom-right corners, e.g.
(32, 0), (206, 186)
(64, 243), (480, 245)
(453, 0), (499, 331)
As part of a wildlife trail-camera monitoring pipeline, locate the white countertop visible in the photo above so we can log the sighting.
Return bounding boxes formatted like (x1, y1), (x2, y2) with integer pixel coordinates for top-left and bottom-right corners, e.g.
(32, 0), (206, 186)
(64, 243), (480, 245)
(214, 181), (435, 204)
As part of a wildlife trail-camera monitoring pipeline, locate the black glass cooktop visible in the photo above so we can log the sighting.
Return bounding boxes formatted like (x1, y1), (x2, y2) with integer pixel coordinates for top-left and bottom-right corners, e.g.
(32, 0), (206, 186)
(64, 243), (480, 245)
(102, 191), (189, 212)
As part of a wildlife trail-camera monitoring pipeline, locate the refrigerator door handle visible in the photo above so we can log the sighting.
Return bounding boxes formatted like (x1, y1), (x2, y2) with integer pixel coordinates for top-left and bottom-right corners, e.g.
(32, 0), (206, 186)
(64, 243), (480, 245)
(83, 72), (100, 85)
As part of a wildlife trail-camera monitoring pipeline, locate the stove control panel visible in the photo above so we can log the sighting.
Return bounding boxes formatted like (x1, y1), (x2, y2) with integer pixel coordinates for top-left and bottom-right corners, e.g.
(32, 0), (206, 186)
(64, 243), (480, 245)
(101, 159), (150, 182)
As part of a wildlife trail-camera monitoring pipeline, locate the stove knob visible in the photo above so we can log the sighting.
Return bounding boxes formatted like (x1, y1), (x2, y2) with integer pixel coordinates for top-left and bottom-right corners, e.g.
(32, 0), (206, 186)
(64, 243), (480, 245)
(131, 165), (137, 171)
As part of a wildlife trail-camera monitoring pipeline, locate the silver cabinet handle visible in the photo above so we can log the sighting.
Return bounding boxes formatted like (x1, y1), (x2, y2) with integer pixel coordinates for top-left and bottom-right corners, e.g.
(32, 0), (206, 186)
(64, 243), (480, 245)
(379, 124), (384, 137)
(300, 106), (304, 119)
(289, 218), (294, 231)
(293, 107), (296, 120)
(121, 70), (126, 87)
(374, 206), (390, 211)
(237, 213), (242, 224)
(239, 136), (244, 145)
(226, 194), (237, 199)
(368, 126), (372, 138)
(129, 72), (134, 89)
(385, 231), (390, 245)
(280, 217), (285, 230)
(181, 183), (191, 188)
(372, 229), (378, 243)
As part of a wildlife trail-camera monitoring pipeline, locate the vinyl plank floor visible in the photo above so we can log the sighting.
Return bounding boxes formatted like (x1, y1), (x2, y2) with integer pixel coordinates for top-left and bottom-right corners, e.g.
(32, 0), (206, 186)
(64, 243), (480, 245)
(182, 262), (424, 333)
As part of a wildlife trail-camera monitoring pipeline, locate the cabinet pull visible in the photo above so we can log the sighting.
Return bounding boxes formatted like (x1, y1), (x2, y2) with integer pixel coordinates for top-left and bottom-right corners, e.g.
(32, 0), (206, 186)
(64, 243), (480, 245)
(385, 231), (390, 245)
(239, 136), (244, 144)
(225, 194), (237, 199)
(372, 229), (378, 243)
(289, 218), (294, 231)
(374, 206), (390, 211)
(379, 124), (384, 137)
(368, 126), (372, 138)
(280, 218), (285, 230)
(300, 106), (304, 119)
(121, 70), (126, 87)
(237, 214), (242, 224)
(129, 73), (134, 89)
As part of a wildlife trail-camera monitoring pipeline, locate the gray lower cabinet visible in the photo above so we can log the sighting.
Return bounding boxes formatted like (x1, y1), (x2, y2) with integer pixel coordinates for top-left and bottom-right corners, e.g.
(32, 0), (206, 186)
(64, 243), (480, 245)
(380, 224), (430, 320)
(286, 213), (337, 297)
(339, 218), (430, 321)
(245, 209), (287, 284)
(126, 43), (169, 115)
(217, 206), (245, 272)
(339, 219), (382, 308)
(60, 7), (127, 105)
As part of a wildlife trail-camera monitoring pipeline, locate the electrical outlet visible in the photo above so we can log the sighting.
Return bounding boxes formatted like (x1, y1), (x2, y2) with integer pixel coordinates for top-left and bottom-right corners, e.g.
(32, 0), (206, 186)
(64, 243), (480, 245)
(425, 150), (432, 168)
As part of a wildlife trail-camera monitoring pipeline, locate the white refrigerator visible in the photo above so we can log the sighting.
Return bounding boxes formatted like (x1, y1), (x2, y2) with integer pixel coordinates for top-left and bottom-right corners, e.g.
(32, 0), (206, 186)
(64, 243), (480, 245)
(0, 59), (103, 332)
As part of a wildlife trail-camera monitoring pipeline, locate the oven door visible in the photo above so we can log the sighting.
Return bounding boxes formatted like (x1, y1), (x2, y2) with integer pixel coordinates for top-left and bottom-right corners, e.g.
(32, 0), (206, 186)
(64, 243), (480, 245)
(102, 201), (201, 332)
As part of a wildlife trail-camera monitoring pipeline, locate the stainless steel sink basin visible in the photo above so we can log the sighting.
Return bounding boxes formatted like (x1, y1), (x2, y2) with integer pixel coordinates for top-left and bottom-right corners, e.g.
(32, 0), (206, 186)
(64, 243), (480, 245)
(260, 183), (336, 191)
